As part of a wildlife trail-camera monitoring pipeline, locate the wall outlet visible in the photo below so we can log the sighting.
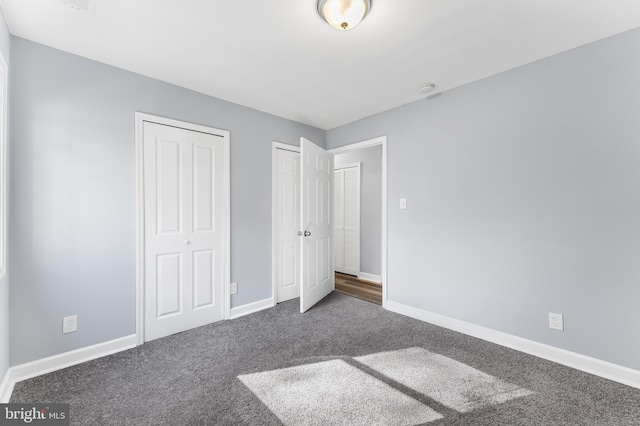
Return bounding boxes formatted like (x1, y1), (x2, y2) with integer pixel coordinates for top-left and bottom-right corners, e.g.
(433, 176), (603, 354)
(63, 315), (78, 334)
(549, 312), (564, 331)
(230, 282), (238, 295)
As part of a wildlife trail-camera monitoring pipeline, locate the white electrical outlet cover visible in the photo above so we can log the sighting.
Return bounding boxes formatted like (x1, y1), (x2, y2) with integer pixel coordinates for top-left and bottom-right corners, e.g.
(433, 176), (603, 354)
(63, 315), (78, 334)
(549, 312), (563, 331)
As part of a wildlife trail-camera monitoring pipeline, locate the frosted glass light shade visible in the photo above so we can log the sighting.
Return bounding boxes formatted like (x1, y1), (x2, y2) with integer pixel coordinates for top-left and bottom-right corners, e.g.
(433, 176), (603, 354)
(317, 0), (371, 31)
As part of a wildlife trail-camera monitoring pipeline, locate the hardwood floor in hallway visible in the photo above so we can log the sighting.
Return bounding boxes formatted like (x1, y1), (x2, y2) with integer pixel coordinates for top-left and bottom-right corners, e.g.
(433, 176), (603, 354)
(335, 273), (382, 305)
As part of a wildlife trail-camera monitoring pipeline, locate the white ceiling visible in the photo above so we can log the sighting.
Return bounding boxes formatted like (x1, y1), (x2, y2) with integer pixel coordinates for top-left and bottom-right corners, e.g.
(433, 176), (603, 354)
(2, 0), (640, 130)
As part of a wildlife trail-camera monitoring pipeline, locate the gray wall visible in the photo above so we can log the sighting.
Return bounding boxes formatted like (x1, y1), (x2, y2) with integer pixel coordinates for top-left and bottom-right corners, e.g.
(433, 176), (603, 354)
(0, 8), (9, 386)
(8, 23), (640, 375)
(9, 38), (325, 365)
(335, 145), (382, 277)
(327, 28), (640, 371)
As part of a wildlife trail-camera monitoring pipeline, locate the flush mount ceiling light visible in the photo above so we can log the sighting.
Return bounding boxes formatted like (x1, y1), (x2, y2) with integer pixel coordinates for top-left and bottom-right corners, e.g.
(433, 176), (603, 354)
(317, 0), (372, 31)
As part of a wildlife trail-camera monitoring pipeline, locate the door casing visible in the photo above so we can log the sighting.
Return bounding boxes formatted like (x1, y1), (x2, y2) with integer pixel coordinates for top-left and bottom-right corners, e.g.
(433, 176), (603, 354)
(135, 112), (231, 345)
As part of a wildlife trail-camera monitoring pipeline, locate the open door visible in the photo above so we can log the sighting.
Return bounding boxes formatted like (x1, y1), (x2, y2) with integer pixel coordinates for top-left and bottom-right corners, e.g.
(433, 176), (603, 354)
(299, 137), (334, 313)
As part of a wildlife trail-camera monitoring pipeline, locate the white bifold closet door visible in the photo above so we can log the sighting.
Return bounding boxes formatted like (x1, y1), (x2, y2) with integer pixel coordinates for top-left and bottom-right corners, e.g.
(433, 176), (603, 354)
(143, 121), (225, 342)
(334, 164), (360, 276)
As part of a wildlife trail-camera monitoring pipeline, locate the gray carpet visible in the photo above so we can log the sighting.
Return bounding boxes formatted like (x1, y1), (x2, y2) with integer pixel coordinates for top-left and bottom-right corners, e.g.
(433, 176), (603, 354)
(10, 293), (640, 425)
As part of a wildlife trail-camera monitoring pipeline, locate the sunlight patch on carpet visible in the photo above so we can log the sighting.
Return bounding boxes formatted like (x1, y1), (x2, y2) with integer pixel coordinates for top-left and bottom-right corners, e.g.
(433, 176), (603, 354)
(238, 359), (443, 426)
(355, 347), (533, 413)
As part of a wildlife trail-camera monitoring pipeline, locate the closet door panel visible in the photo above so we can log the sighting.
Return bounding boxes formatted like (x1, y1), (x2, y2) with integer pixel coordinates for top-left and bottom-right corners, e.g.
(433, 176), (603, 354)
(334, 165), (360, 276)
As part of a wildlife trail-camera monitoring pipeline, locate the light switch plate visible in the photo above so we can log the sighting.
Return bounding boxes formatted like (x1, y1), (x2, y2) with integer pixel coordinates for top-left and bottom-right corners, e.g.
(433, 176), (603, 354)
(400, 198), (407, 210)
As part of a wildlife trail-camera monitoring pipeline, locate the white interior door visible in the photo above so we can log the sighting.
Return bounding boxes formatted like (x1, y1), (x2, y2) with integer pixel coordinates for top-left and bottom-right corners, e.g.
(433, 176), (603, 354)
(143, 121), (225, 341)
(275, 147), (300, 303)
(300, 137), (334, 313)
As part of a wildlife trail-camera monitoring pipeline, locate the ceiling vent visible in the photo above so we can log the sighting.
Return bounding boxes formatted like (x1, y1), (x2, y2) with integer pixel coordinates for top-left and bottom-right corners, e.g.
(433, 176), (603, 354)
(60, 0), (97, 15)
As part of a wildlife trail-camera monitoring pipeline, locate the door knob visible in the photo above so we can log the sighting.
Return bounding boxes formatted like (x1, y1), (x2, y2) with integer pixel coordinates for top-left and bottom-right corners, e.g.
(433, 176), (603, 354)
(297, 231), (311, 237)
(184, 240), (191, 244)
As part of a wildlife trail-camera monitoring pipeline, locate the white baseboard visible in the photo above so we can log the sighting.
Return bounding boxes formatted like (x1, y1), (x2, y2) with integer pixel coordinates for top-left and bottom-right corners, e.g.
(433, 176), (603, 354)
(230, 297), (274, 320)
(358, 272), (382, 283)
(0, 334), (137, 403)
(386, 300), (640, 390)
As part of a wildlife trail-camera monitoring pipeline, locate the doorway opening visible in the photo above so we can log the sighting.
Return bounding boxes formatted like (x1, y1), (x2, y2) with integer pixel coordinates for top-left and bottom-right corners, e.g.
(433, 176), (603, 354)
(332, 142), (384, 305)
(272, 136), (387, 308)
